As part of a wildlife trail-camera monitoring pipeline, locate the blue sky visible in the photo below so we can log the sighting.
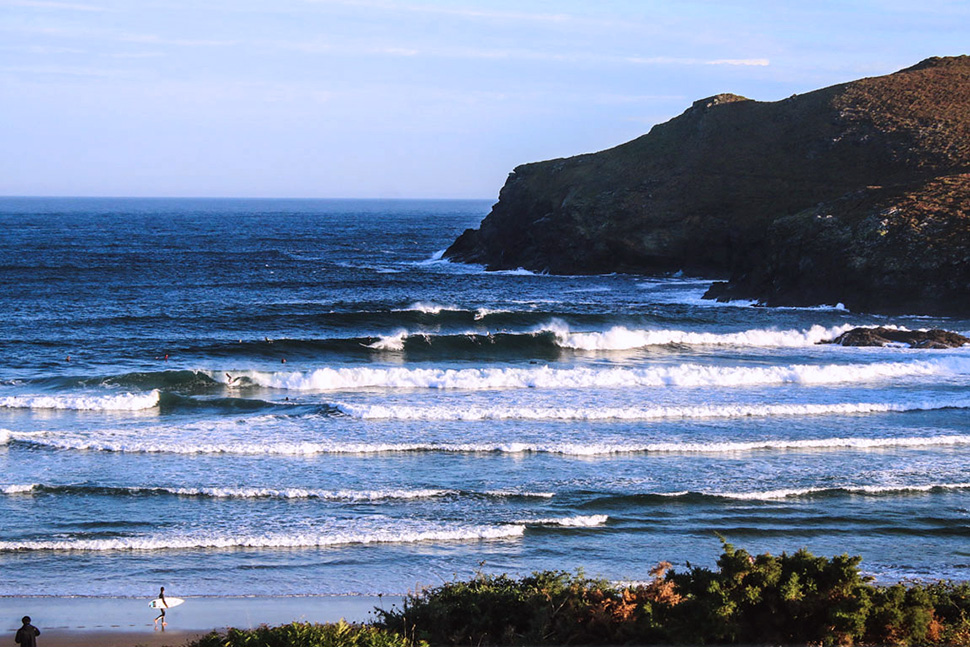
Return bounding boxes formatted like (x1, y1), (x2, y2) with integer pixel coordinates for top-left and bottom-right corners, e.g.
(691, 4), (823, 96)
(2, 0), (967, 198)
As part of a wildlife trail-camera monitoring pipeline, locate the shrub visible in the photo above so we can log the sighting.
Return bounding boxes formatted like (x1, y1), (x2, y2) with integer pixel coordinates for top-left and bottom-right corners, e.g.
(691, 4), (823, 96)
(195, 545), (970, 646)
(375, 563), (683, 645)
(667, 541), (875, 645)
(188, 619), (423, 647)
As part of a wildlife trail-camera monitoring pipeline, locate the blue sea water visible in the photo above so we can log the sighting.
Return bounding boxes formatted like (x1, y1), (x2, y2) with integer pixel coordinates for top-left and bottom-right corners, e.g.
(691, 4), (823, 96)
(1, 197), (969, 597)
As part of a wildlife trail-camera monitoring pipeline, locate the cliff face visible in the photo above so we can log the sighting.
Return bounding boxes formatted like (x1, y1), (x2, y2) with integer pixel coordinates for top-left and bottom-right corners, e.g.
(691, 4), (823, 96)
(445, 56), (970, 315)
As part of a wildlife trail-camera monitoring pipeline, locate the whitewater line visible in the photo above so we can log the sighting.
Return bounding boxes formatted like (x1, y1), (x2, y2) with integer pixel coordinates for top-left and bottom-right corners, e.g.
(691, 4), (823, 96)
(228, 356), (970, 392)
(336, 398), (970, 421)
(8, 433), (970, 456)
(712, 483), (970, 500)
(0, 484), (555, 500)
(0, 390), (161, 411)
(0, 515), (604, 552)
(0, 526), (527, 552)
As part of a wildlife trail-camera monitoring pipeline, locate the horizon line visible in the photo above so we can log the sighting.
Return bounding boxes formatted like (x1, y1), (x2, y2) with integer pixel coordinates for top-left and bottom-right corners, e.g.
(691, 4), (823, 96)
(0, 194), (496, 201)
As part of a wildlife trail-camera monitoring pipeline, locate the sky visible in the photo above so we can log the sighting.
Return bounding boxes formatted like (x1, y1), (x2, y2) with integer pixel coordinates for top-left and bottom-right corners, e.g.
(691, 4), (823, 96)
(1, 1), (967, 199)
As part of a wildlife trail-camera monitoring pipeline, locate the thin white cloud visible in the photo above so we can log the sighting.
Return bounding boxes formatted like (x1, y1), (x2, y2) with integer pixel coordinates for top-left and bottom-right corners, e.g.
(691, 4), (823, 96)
(708, 58), (770, 66)
(381, 47), (419, 57)
(627, 56), (770, 67)
(591, 93), (687, 105)
(347, 44), (770, 69)
(301, 0), (571, 24)
(4, 0), (104, 10)
(119, 33), (238, 48)
(108, 51), (166, 59)
(1, 64), (121, 76)
(1, 44), (86, 54)
(393, 3), (570, 24)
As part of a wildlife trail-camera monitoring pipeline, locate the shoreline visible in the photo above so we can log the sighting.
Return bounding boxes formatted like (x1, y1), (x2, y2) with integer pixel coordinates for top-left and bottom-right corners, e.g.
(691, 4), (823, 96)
(1, 595), (402, 646)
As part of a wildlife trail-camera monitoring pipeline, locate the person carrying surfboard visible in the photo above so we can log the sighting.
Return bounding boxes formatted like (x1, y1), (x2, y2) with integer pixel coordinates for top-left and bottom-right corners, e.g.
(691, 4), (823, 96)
(153, 586), (168, 627)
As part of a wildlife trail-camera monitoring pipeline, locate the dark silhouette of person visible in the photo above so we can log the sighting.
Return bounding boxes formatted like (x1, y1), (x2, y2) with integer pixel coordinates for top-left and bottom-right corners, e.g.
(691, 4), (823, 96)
(154, 586), (168, 627)
(15, 616), (40, 647)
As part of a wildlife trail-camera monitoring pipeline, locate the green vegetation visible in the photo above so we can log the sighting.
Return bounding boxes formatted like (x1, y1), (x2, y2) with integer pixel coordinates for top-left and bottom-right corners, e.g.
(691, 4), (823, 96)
(188, 543), (970, 647)
(189, 619), (424, 647)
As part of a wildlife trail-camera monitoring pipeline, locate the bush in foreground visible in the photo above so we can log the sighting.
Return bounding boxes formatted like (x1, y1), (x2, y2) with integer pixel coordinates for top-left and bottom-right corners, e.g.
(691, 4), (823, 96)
(375, 542), (970, 646)
(189, 619), (425, 647)
(187, 544), (970, 646)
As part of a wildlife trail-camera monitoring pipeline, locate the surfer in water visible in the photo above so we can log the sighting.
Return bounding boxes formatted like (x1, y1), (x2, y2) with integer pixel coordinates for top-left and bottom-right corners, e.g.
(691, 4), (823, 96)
(154, 586), (168, 627)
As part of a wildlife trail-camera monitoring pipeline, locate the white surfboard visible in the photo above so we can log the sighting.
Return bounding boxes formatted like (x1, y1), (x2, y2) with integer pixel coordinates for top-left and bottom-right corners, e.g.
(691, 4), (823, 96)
(149, 597), (185, 608)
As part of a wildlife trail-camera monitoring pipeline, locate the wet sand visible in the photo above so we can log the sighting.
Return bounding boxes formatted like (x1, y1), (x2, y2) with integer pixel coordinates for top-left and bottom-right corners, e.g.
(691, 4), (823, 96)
(1, 595), (402, 647)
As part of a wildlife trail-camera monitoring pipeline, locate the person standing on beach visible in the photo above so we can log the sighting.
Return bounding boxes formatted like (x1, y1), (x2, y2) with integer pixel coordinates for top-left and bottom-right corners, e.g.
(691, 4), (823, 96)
(154, 586), (168, 627)
(15, 616), (40, 647)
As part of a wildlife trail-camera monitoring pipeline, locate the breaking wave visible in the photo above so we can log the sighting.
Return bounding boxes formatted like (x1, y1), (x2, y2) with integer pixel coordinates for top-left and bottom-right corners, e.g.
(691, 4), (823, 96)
(0, 390), (161, 411)
(0, 525), (527, 552)
(545, 321), (856, 350)
(712, 483), (970, 500)
(11, 433), (970, 456)
(527, 515), (609, 527)
(0, 484), (555, 501)
(232, 356), (970, 392)
(587, 483), (970, 505)
(336, 398), (970, 421)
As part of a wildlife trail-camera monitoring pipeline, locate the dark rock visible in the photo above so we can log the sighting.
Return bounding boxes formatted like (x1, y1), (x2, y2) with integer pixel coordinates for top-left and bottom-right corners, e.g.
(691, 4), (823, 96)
(445, 56), (970, 315)
(705, 174), (970, 314)
(821, 327), (970, 348)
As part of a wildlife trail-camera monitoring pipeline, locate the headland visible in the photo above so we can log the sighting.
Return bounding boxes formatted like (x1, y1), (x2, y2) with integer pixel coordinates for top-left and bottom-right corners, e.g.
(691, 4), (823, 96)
(445, 56), (970, 316)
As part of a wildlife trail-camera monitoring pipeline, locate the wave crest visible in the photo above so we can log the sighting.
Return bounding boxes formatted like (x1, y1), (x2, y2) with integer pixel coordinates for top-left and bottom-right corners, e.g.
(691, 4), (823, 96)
(0, 390), (161, 411)
(336, 399), (970, 421)
(0, 525), (526, 552)
(545, 321), (855, 350)
(231, 357), (969, 392)
(12, 433), (970, 456)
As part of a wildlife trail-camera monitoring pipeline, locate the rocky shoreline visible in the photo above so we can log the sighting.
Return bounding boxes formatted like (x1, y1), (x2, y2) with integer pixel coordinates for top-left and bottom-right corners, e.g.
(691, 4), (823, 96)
(820, 327), (970, 348)
(446, 56), (970, 316)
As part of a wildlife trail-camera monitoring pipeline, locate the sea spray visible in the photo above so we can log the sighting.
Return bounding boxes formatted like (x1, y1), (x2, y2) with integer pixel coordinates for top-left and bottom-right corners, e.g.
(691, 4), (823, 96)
(231, 357), (969, 391)
(16, 434), (970, 456)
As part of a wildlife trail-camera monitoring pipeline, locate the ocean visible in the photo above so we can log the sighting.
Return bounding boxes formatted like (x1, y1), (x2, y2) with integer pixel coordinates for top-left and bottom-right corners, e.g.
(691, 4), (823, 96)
(1, 197), (968, 598)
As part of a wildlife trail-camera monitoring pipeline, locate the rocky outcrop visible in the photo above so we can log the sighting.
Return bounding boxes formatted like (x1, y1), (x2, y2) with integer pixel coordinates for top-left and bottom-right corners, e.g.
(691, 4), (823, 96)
(445, 56), (970, 315)
(821, 327), (970, 348)
(705, 173), (970, 314)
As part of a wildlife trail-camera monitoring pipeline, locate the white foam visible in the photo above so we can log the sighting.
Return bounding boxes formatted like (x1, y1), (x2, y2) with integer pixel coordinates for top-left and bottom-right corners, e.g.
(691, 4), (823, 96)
(17, 434), (970, 456)
(641, 283), (848, 311)
(414, 252), (486, 274)
(337, 399), (970, 421)
(237, 356), (970, 392)
(166, 487), (451, 500)
(400, 301), (456, 314)
(1, 484), (38, 494)
(528, 515), (609, 527)
(0, 390), (161, 411)
(716, 483), (970, 500)
(0, 525), (527, 552)
(496, 267), (538, 276)
(0, 483), (553, 500)
(364, 330), (410, 351)
(485, 490), (555, 499)
(544, 320), (856, 350)
(474, 308), (510, 320)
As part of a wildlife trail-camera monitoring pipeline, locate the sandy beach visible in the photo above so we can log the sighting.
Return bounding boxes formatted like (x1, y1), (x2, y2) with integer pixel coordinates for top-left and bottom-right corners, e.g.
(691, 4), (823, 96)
(2, 595), (402, 647)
